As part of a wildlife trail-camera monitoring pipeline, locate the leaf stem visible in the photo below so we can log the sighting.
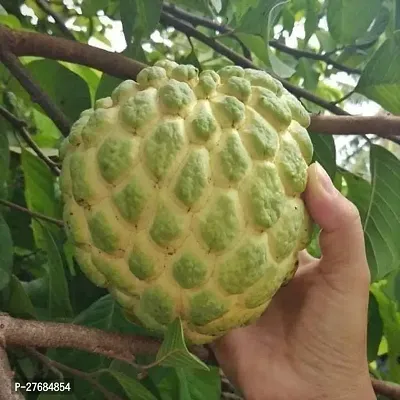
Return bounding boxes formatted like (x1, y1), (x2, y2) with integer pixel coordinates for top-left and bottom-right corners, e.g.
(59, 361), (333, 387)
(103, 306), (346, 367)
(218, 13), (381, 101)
(35, 0), (76, 41)
(0, 50), (71, 137)
(26, 348), (123, 400)
(0, 105), (60, 176)
(0, 199), (64, 227)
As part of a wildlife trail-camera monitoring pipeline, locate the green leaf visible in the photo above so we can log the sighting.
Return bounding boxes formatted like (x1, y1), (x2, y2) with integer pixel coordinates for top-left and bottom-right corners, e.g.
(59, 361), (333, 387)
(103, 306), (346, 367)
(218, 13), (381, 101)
(210, 0), (222, 13)
(267, 1), (296, 78)
(367, 292), (383, 362)
(59, 62), (101, 105)
(0, 14), (21, 28)
(315, 29), (337, 53)
(235, 33), (269, 65)
(10, 60), (91, 122)
(304, 0), (319, 45)
(41, 226), (73, 319)
(0, 126), (9, 194)
(236, 0), (283, 39)
(356, 32), (400, 114)
(120, 0), (162, 44)
(155, 318), (209, 370)
(310, 134), (336, 179)
(237, 2), (295, 78)
(167, 0), (213, 15)
(101, 370), (158, 400)
(371, 284), (400, 381)
(356, 4), (390, 46)
(81, 0), (109, 15)
(95, 74), (123, 101)
(176, 368), (221, 400)
(343, 145), (400, 281)
(74, 294), (152, 336)
(395, 271), (400, 304)
(21, 149), (62, 248)
(31, 109), (61, 148)
(155, 366), (221, 400)
(296, 59), (319, 91)
(327, 0), (381, 44)
(7, 275), (37, 319)
(0, 213), (13, 291)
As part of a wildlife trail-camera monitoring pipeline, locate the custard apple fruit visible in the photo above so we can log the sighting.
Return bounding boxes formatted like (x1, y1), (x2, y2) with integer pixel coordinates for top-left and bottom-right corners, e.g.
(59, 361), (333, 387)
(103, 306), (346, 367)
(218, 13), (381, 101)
(59, 61), (314, 344)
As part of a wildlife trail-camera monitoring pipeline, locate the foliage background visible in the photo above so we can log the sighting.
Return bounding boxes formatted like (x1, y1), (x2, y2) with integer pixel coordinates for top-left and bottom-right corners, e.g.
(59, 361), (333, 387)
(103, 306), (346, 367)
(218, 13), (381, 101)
(0, 0), (400, 399)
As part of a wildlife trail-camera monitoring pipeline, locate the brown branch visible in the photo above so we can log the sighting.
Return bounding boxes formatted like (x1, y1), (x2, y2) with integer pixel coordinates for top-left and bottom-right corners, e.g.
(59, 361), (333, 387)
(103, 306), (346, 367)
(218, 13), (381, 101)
(162, 3), (361, 75)
(0, 315), (399, 399)
(0, 50), (71, 136)
(0, 25), (147, 81)
(309, 114), (400, 139)
(0, 314), (211, 363)
(27, 348), (124, 400)
(372, 377), (400, 400)
(0, 346), (24, 400)
(1, 25), (398, 143)
(0, 105), (60, 175)
(159, 11), (349, 116)
(35, 0), (76, 41)
(0, 199), (64, 227)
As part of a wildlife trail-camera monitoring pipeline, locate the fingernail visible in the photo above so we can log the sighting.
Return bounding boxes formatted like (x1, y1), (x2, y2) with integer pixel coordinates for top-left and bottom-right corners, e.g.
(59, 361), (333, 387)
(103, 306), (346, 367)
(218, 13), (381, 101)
(315, 162), (336, 195)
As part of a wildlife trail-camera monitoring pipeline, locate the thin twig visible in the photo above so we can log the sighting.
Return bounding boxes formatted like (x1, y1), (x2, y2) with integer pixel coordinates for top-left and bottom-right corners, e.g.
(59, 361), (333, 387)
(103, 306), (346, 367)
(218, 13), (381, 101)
(0, 50), (71, 136)
(162, 3), (360, 74)
(0, 199), (64, 227)
(27, 348), (124, 400)
(35, 0), (76, 41)
(160, 11), (349, 116)
(270, 40), (361, 74)
(0, 105), (60, 175)
(331, 90), (355, 105)
(0, 346), (24, 400)
(371, 377), (400, 400)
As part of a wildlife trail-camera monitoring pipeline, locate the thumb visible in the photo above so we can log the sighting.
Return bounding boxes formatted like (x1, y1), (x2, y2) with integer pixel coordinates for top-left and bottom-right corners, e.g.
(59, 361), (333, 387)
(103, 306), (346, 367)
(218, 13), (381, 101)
(303, 162), (370, 284)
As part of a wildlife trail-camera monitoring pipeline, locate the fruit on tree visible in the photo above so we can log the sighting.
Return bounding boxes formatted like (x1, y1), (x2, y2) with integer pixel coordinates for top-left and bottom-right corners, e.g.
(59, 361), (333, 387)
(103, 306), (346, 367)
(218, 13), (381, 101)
(59, 61), (314, 344)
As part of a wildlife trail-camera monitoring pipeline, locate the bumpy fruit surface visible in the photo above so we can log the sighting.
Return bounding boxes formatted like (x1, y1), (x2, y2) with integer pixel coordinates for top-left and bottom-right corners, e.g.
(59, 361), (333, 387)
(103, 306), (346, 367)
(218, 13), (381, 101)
(59, 61), (314, 344)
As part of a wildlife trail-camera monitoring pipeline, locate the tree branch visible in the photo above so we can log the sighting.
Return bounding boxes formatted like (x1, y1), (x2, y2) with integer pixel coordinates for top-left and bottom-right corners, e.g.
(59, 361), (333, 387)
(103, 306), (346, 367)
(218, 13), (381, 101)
(2, 25), (399, 142)
(0, 25), (147, 81)
(159, 11), (349, 115)
(0, 199), (64, 227)
(27, 348), (124, 400)
(0, 49), (71, 136)
(309, 114), (400, 139)
(0, 105), (60, 175)
(0, 346), (24, 400)
(162, 3), (361, 75)
(372, 377), (400, 400)
(0, 314), (211, 363)
(35, 0), (76, 41)
(269, 40), (361, 75)
(0, 314), (399, 399)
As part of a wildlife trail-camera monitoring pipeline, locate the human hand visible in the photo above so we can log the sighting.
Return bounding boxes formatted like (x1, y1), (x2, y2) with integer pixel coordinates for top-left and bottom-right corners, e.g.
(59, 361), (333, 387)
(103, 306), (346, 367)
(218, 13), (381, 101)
(211, 162), (376, 400)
